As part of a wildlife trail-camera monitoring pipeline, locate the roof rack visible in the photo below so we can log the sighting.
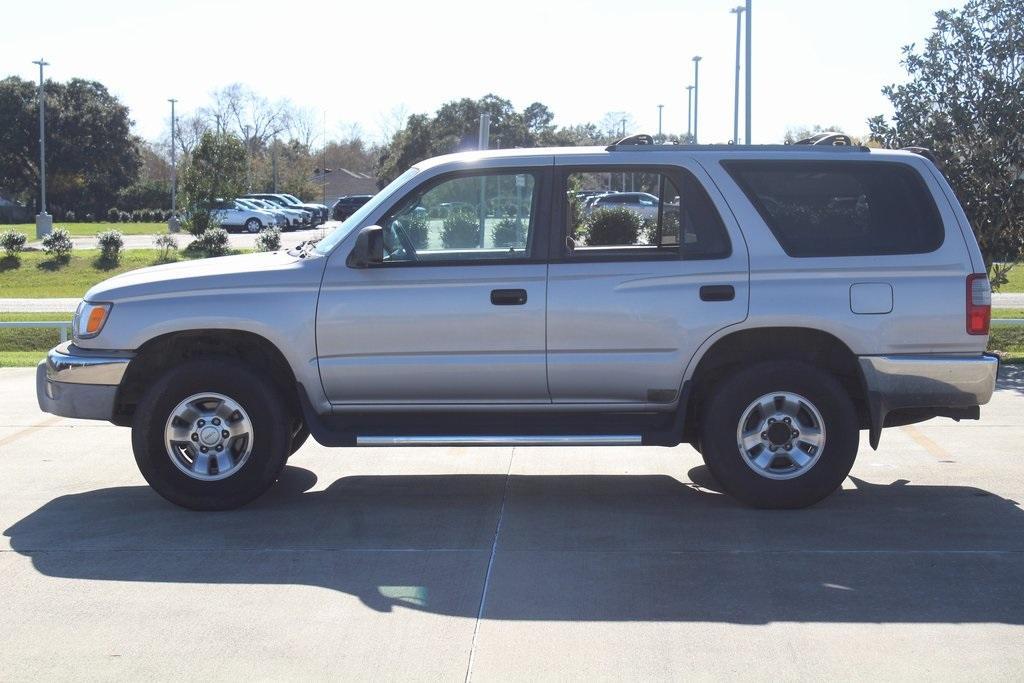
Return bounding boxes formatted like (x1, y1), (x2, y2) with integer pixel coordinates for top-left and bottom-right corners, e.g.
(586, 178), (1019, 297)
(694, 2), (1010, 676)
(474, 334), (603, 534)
(605, 133), (870, 153)
(793, 132), (854, 146)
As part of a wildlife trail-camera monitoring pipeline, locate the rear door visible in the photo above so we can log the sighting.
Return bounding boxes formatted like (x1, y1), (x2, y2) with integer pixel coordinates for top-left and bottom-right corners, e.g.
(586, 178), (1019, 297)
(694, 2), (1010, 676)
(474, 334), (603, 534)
(546, 156), (749, 404)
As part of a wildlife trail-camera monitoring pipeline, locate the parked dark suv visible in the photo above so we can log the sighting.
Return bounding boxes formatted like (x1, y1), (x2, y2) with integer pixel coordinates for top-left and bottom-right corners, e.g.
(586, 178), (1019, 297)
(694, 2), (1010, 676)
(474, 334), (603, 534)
(331, 194), (374, 221)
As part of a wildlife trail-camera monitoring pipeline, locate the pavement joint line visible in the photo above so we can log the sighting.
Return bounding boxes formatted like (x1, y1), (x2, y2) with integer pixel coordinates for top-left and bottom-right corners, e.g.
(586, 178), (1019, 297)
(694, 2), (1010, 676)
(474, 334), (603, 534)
(0, 416), (64, 449)
(900, 424), (954, 461)
(464, 447), (515, 683)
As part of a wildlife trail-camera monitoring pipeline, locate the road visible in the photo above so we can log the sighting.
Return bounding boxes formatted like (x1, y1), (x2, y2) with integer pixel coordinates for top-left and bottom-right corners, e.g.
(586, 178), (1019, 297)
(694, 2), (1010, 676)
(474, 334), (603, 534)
(1, 366), (1022, 679)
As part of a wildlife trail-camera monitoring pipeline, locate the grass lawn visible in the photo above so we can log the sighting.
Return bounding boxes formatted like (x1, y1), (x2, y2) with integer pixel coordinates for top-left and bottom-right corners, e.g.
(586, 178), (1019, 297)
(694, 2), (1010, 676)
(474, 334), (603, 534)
(992, 308), (1024, 319)
(0, 249), (241, 298)
(994, 264), (1024, 293)
(3, 222), (168, 240)
(0, 311), (74, 367)
(0, 351), (48, 367)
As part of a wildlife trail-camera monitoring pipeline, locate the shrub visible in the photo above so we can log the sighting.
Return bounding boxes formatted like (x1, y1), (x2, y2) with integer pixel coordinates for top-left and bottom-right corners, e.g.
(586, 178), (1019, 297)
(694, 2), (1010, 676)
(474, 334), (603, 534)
(96, 229), (124, 263)
(118, 210), (131, 223)
(403, 210), (429, 250)
(107, 207), (120, 223)
(42, 227), (73, 259)
(192, 227), (229, 257)
(492, 217), (527, 249)
(581, 207), (644, 246)
(254, 226), (282, 252)
(131, 209), (143, 223)
(163, 210), (173, 221)
(83, 213), (95, 222)
(153, 233), (179, 260)
(441, 207), (480, 249)
(1, 230), (27, 257)
(64, 210), (76, 222)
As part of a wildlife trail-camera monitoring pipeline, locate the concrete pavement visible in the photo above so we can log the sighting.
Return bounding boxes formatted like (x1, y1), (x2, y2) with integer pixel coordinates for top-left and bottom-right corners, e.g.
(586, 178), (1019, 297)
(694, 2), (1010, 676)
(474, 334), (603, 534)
(1, 366), (1023, 679)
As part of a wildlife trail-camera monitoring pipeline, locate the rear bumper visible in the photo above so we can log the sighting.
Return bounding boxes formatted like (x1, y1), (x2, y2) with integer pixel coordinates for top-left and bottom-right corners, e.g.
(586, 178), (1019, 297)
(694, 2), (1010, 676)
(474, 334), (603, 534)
(36, 342), (134, 421)
(858, 353), (999, 447)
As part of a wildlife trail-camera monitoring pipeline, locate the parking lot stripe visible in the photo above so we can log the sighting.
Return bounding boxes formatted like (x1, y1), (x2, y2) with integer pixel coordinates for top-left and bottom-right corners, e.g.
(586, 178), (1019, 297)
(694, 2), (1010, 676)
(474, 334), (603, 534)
(900, 425), (952, 461)
(0, 416), (63, 449)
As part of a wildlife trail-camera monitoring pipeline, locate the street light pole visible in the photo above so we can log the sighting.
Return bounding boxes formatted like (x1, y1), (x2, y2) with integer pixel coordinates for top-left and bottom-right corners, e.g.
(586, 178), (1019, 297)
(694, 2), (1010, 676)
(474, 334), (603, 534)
(167, 98), (180, 233)
(692, 56), (702, 144)
(686, 85), (694, 142)
(745, 0), (753, 144)
(730, 6), (745, 144)
(32, 58), (51, 238)
(657, 104), (664, 140)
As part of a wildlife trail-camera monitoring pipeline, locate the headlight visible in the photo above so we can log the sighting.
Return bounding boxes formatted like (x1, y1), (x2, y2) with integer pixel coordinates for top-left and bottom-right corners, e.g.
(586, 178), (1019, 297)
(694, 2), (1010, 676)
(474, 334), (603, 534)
(74, 301), (113, 339)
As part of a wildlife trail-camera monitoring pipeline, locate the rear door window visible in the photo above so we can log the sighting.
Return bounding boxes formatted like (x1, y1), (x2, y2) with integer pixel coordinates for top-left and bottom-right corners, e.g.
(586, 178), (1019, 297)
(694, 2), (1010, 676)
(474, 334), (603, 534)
(563, 168), (730, 260)
(724, 160), (944, 257)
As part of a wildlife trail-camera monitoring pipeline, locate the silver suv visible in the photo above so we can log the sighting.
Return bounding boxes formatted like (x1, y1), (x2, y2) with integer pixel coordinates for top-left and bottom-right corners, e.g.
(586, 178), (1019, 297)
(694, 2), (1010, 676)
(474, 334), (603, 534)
(37, 140), (999, 511)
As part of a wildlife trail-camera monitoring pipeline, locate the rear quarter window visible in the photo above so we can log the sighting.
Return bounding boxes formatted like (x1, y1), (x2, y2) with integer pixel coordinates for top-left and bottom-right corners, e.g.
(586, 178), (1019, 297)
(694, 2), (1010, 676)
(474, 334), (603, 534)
(723, 160), (944, 257)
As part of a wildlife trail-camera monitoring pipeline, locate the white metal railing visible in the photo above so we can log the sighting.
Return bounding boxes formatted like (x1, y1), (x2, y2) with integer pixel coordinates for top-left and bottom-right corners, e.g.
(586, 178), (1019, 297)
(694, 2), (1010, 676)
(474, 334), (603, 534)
(0, 321), (72, 343)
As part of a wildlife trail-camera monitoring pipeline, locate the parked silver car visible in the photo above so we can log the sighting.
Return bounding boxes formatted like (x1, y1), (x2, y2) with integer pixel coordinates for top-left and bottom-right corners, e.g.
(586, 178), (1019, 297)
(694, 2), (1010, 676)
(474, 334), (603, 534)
(38, 140), (997, 511)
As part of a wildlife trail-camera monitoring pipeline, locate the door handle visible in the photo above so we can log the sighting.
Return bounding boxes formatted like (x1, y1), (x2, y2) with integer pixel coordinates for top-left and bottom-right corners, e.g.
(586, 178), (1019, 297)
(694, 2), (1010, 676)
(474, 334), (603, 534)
(700, 285), (735, 302)
(491, 289), (528, 306)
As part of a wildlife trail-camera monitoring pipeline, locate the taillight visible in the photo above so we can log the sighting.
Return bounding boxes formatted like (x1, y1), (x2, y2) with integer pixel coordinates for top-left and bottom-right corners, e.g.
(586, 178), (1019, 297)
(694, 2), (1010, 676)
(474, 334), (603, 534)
(966, 274), (991, 336)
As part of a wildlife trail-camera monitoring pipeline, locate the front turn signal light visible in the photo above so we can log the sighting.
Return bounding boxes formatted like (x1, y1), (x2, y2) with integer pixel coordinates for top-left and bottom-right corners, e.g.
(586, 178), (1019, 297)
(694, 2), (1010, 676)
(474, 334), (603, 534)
(75, 302), (112, 339)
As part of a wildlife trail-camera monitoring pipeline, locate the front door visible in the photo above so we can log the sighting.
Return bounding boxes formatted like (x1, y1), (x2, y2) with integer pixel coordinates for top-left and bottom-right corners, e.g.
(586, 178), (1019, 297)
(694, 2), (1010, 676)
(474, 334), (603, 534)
(316, 167), (552, 406)
(546, 158), (749, 404)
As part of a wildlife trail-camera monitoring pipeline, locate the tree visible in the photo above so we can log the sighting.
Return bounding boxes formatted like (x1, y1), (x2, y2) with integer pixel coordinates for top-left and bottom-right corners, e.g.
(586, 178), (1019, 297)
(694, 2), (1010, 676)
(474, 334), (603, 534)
(868, 0), (1024, 275)
(376, 96), (623, 186)
(179, 132), (247, 235)
(0, 76), (141, 215)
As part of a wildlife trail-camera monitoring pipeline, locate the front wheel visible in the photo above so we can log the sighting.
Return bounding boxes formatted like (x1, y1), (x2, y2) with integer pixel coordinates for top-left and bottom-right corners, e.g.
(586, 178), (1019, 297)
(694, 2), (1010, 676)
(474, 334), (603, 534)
(131, 358), (291, 510)
(699, 361), (859, 509)
(244, 217), (262, 233)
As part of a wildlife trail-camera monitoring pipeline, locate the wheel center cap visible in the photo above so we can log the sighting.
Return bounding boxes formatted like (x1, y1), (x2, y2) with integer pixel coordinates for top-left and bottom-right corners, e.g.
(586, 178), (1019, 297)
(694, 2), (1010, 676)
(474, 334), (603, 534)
(199, 426), (221, 446)
(766, 422), (792, 446)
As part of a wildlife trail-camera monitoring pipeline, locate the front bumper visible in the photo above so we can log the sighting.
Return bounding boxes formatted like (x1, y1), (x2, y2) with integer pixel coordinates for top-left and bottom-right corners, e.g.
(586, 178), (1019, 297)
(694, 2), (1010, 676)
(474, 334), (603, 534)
(36, 342), (134, 421)
(858, 353), (999, 447)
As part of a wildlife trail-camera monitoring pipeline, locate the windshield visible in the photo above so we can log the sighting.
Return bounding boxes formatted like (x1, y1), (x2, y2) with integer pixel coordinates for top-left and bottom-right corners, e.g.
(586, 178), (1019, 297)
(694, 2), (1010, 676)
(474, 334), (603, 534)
(314, 167), (420, 255)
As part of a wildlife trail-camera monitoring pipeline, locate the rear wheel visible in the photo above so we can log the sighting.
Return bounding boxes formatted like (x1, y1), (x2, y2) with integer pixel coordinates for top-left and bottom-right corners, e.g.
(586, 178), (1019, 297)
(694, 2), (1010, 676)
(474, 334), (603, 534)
(699, 361), (858, 509)
(131, 357), (291, 510)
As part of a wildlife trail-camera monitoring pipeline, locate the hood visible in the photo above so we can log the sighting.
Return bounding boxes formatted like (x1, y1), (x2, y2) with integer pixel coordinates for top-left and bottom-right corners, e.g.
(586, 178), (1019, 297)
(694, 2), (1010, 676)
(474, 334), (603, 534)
(84, 251), (321, 304)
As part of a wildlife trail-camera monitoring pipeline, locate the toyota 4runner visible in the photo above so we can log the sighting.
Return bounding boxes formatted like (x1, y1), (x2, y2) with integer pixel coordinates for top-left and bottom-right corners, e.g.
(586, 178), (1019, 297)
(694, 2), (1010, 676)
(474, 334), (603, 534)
(37, 138), (999, 510)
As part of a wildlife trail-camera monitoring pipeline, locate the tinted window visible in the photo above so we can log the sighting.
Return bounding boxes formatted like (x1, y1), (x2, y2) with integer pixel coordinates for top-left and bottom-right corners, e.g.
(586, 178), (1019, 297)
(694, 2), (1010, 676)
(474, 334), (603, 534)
(725, 161), (943, 257)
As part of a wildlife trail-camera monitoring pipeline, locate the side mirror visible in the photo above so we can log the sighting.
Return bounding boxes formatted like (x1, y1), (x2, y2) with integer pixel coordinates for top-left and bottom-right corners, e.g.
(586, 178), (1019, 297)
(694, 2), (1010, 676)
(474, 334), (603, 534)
(347, 225), (384, 268)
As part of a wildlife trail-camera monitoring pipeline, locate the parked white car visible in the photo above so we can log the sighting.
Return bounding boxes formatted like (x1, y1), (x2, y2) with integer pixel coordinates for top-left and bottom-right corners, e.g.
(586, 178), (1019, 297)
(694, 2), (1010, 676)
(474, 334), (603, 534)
(588, 191), (661, 219)
(211, 200), (279, 233)
(236, 198), (307, 230)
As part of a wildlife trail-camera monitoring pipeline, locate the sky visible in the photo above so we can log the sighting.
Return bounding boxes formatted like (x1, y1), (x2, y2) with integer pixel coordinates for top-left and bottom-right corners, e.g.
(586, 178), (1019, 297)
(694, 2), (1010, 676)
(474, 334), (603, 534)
(1, 0), (960, 147)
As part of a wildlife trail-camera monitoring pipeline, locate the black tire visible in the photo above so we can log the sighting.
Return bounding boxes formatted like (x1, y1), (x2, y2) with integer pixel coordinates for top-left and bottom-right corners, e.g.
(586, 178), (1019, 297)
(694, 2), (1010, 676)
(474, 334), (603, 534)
(288, 418), (310, 457)
(699, 361), (858, 509)
(244, 217), (261, 233)
(131, 357), (291, 510)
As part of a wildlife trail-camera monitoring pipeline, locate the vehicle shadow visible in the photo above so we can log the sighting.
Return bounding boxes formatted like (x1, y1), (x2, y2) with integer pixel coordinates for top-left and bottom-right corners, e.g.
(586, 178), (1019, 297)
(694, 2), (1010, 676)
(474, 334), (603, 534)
(5, 466), (1024, 624)
(997, 362), (1024, 397)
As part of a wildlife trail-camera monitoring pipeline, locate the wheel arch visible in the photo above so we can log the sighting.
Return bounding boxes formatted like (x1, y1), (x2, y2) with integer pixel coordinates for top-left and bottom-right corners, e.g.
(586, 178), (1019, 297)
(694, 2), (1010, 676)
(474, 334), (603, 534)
(683, 326), (871, 446)
(114, 329), (301, 427)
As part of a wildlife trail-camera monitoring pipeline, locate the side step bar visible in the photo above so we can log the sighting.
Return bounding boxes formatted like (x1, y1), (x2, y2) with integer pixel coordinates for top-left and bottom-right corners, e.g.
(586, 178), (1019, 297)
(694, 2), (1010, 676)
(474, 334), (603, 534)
(355, 435), (643, 447)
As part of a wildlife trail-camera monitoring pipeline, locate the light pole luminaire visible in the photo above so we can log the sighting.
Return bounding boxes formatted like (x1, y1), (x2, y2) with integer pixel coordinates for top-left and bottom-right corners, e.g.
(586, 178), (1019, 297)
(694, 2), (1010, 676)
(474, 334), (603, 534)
(32, 58), (51, 238)
(692, 56), (702, 144)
